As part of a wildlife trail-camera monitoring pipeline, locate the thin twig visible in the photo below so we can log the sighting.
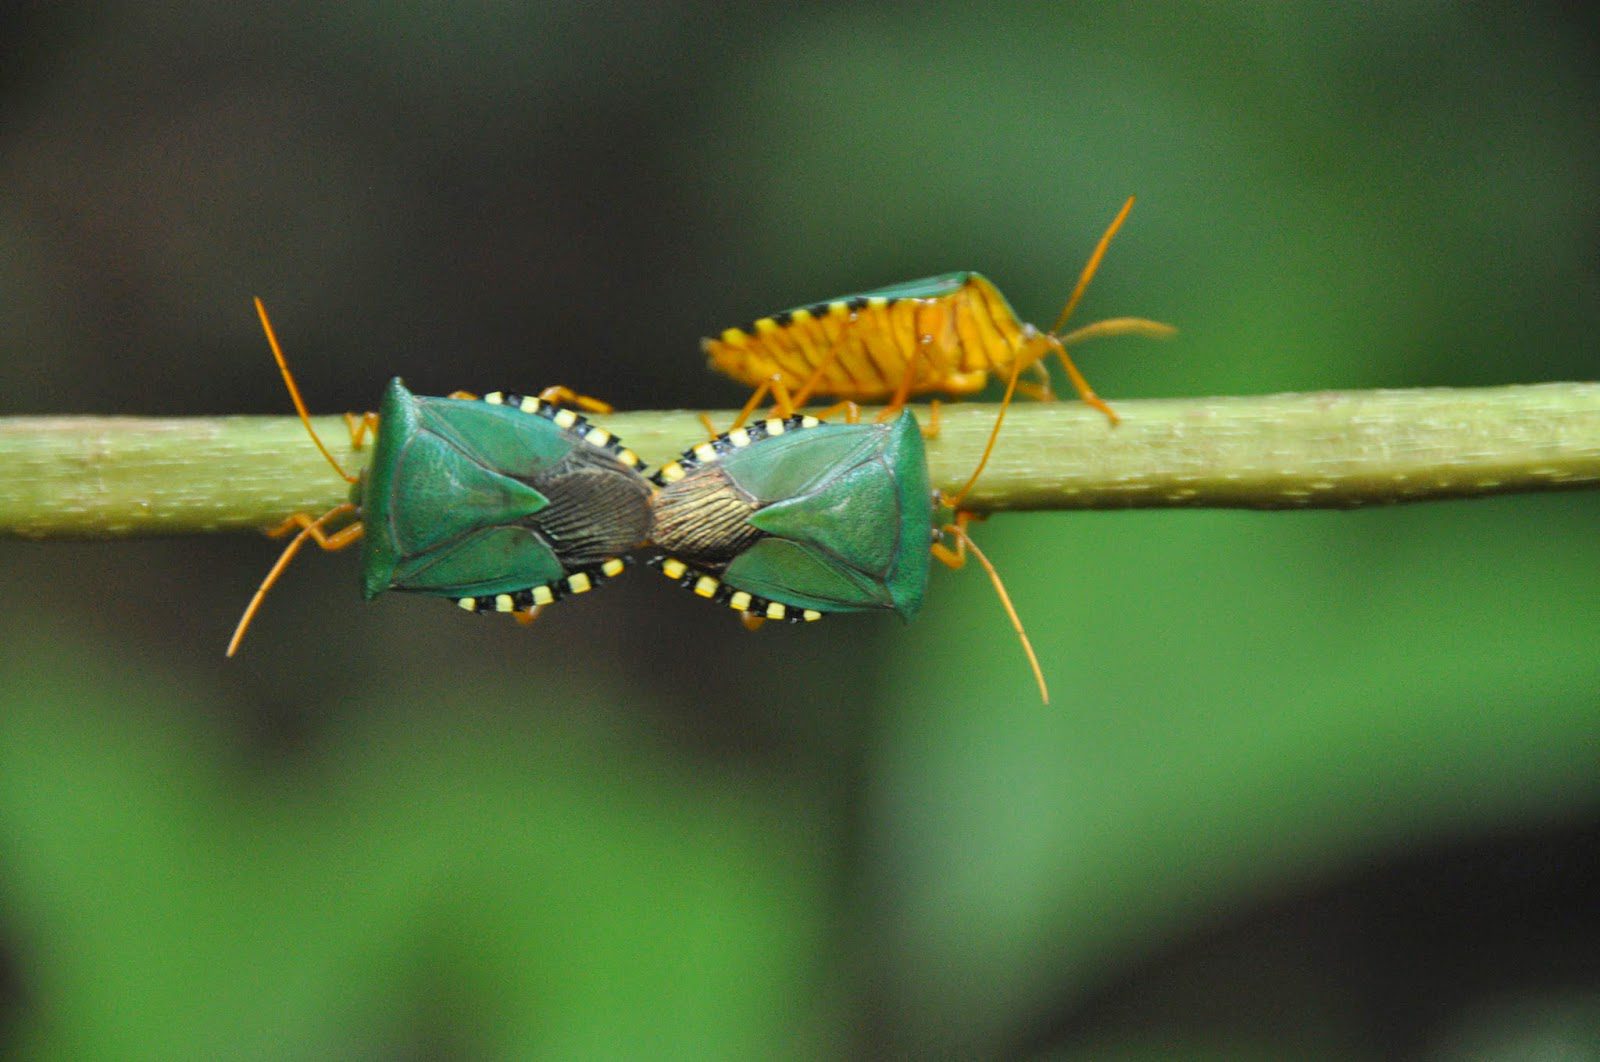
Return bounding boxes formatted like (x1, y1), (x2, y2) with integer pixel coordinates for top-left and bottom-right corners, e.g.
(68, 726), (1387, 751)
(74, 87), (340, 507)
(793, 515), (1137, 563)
(1, 383), (1597, 539)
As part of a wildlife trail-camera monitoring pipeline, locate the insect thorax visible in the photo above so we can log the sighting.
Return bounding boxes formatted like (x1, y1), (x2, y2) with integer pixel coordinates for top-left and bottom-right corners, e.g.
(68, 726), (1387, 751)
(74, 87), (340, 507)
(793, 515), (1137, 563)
(532, 445), (656, 567)
(650, 464), (761, 569)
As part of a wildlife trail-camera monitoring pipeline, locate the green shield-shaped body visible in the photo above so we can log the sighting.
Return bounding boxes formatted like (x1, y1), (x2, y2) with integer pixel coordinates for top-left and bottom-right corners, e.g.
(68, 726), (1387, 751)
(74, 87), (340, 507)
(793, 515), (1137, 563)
(651, 412), (932, 620)
(360, 379), (653, 607)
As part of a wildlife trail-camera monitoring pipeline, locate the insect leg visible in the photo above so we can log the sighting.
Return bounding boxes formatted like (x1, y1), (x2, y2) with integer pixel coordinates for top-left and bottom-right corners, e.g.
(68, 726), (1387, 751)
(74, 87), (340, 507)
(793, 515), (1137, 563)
(788, 320), (861, 410)
(943, 353), (1026, 511)
(1014, 360), (1055, 402)
(721, 372), (801, 434)
(764, 376), (801, 418)
(537, 386), (614, 414)
(1043, 336), (1120, 424)
(226, 503), (362, 657)
(739, 612), (767, 632)
(513, 605), (546, 627)
(878, 344), (920, 421)
(807, 399), (861, 424)
(343, 411), (379, 449)
(871, 331), (946, 423)
(265, 505), (364, 549)
(727, 376), (781, 431)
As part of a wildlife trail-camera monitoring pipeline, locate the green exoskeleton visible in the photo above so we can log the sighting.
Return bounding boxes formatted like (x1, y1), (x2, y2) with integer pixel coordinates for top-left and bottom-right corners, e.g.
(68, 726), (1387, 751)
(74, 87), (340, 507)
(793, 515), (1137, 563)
(230, 300), (1055, 703)
(226, 300), (651, 656)
(648, 374), (1050, 703)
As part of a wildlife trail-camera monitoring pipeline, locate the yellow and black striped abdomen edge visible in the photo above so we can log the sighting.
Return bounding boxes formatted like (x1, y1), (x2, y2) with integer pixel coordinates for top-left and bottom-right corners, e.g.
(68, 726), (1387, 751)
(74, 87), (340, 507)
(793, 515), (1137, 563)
(703, 275), (1042, 401)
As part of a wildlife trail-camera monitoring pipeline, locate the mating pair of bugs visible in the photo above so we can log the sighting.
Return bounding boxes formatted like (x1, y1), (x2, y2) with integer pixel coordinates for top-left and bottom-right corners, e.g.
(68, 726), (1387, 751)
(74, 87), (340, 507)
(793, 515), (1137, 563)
(228, 198), (1173, 703)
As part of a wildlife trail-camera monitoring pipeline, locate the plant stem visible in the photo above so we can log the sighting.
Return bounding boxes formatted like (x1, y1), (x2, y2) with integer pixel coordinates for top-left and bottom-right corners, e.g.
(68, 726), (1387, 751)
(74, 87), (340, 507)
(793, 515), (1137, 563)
(1, 383), (1597, 539)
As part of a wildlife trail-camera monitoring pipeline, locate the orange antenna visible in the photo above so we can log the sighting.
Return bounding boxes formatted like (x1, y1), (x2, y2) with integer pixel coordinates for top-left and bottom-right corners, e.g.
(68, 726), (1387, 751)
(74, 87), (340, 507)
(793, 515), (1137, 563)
(1046, 196), (1178, 349)
(254, 297), (358, 484)
(943, 515), (1049, 705)
(1049, 195), (1136, 335)
(1054, 316), (1177, 348)
(1038, 197), (1176, 422)
(933, 361), (1047, 702)
(945, 352), (1025, 512)
(227, 300), (368, 656)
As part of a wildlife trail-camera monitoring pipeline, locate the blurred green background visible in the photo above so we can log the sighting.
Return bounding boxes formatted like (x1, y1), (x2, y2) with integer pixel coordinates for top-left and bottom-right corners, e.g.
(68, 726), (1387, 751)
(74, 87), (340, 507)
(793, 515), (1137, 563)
(2, 3), (1598, 1058)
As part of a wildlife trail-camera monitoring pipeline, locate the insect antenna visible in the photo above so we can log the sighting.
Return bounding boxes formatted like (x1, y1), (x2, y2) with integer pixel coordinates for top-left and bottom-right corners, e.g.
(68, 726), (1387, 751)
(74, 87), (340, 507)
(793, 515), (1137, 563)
(1041, 197), (1177, 423)
(225, 300), (367, 656)
(932, 361), (1048, 703)
(940, 514), (1049, 705)
(255, 297), (360, 484)
(944, 351), (1025, 512)
(1048, 196), (1136, 336)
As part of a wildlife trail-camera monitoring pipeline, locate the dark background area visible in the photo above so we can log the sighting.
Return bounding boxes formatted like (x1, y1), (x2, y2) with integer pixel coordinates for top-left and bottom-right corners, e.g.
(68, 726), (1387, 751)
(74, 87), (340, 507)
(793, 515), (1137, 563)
(1, 3), (1597, 1057)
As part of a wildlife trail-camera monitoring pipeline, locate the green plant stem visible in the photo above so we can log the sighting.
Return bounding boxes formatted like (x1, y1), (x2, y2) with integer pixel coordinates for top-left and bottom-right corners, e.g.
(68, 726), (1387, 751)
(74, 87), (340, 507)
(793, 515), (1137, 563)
(1, 383), (1597, 539)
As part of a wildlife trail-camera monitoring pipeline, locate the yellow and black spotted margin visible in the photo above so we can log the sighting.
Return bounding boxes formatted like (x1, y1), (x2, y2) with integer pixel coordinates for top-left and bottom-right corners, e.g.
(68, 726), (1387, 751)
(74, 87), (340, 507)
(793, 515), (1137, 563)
(648, 413), (829, 623)
(454, 556), (629, 615)
(648, 555), (823, 624)
(473, 390), (647, 472)
(650, 412), (821, 485)
(444, 388), (647, 616)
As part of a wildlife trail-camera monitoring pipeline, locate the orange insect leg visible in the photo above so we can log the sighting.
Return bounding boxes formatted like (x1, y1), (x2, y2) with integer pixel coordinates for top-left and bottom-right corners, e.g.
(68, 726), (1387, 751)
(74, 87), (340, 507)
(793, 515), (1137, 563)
(808, 399), (861, 424)
(226, 503), (363, 658)
(1041, 334), (1120, 426)
(722, 374), (803, 434)
(538, 386), (613, 414)
(1014, 360), (1054, 402)
(343, 411), (379, 449)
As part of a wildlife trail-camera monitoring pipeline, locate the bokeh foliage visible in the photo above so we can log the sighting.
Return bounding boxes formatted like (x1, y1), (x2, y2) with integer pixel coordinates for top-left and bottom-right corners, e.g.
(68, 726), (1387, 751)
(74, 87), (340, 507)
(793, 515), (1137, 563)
(0, 3), (1596, 1057)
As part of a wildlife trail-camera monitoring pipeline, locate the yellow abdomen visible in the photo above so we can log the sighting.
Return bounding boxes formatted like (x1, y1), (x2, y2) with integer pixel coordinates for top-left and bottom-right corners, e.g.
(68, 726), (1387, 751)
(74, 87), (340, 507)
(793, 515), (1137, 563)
(704, 273), (1045, 401)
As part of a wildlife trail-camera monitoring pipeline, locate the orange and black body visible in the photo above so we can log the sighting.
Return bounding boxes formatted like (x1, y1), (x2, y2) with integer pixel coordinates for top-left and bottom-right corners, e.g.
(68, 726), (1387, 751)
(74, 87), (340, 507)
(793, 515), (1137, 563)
(703, 199), (1174, 422)
(705, 273), (1050, 400)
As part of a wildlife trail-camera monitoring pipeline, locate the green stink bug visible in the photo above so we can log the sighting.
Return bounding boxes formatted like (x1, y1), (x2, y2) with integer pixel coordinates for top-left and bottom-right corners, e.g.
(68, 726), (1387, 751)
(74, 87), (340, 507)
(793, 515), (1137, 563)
(226, 300), (653, 656)
(648, 381), (1048, 702)
(651, 411), (931, 621)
